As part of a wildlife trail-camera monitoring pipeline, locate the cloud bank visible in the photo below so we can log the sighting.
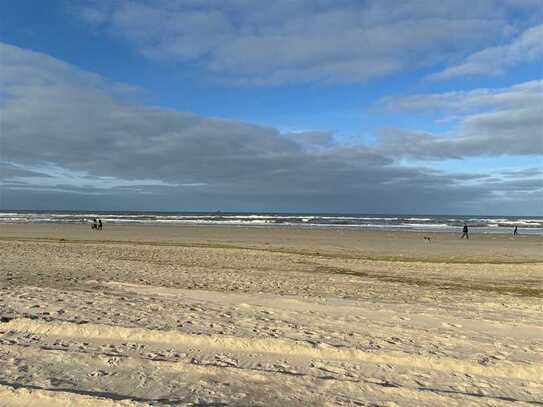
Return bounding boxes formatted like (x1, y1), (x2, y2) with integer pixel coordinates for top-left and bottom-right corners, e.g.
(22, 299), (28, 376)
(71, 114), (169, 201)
(1, 42), (541, 214)
(376, 80), (543, 159)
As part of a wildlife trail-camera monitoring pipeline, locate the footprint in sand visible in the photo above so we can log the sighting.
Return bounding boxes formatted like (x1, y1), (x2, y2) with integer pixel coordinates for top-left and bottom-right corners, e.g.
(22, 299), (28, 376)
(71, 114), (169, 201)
(88, 370), (109, 377)
(441, 322), (462, 328)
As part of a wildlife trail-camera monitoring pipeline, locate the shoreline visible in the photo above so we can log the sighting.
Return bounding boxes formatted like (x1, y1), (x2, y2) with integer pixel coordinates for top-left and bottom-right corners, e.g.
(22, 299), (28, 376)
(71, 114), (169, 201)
(1, 221), (541, 235)
(1, 223), (542, 264)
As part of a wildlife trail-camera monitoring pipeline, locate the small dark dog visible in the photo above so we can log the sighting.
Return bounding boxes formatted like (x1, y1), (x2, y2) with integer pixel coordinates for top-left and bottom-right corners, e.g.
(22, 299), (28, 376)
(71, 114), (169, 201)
(423, 236), (432, 242)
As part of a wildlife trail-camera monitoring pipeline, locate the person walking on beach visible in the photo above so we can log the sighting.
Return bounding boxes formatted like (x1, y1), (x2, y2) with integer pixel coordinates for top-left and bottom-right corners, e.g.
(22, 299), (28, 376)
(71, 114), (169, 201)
(98, 219), (103, 231)
(513, 225), (518, 236)
(461, 223), (469, 239)
(91, 218), (98, 230)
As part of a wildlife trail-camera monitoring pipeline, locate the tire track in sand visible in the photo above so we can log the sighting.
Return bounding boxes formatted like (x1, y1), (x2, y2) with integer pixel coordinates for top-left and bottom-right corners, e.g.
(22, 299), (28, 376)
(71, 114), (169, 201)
(2, 318), (542, 382)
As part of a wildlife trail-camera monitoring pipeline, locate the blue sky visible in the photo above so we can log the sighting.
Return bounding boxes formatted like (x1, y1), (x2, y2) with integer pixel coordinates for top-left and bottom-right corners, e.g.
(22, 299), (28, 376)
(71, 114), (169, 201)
(1, 0), (542, 214)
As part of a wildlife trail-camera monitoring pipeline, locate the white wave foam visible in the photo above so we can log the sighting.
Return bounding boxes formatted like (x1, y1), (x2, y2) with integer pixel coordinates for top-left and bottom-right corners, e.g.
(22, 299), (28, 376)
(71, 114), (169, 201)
(1, 212), (542, 235)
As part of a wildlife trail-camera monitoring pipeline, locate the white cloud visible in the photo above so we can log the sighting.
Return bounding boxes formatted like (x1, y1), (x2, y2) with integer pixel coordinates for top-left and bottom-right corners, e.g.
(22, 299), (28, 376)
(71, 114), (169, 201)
(378, 80), (543, 113)
(1, 162), (182, 192)
(375, 80), (543, 159)
(71, 0), (542, 84)
(428, 24), (543, 81)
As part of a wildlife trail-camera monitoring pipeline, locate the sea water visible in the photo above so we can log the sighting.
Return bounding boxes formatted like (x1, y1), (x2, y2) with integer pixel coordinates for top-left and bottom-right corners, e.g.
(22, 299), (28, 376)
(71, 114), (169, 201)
(1, 210), (542, 235)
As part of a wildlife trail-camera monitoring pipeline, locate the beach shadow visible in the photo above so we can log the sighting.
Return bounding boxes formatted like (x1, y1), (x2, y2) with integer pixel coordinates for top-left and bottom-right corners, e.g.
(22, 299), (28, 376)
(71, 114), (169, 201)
(417, 386), (543, 405)
(0, 380), (227, 406)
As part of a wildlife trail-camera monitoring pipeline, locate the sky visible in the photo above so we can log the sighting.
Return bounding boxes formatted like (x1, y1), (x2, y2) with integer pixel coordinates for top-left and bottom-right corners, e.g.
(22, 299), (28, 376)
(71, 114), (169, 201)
(0, 0), (542, 215)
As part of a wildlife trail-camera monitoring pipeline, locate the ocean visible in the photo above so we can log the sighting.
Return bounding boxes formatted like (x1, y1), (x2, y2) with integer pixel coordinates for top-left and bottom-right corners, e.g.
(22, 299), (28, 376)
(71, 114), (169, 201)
(1, 210), (542, 235)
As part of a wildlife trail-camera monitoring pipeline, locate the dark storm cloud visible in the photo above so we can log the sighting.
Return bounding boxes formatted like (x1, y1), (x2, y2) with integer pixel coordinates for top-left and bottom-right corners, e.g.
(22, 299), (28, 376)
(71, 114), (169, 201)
(1, 42), (541, 213)
(73, 0), (542, 84)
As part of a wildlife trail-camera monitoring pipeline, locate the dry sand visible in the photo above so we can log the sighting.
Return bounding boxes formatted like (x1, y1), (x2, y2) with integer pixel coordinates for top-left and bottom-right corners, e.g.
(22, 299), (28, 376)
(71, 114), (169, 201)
(0, 224), (542, 406)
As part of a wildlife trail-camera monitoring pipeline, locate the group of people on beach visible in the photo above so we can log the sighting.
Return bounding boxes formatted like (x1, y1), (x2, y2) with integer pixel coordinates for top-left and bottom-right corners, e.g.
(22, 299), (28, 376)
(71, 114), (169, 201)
(460, 223), (519, 239)
(91, 218), (103, 231)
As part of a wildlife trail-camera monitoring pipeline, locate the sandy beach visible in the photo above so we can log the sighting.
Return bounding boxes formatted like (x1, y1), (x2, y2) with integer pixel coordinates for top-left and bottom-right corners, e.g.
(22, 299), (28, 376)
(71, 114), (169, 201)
(0, 224), (542, 406)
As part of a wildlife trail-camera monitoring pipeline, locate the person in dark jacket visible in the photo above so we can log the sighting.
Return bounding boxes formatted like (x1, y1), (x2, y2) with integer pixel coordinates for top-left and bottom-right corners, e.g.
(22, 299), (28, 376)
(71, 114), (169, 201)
(461, 223), (469, 239)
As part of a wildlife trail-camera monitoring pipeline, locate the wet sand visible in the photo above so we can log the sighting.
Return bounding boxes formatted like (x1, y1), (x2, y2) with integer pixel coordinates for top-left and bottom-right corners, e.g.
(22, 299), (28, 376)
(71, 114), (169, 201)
(0, 224), (542, 406)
